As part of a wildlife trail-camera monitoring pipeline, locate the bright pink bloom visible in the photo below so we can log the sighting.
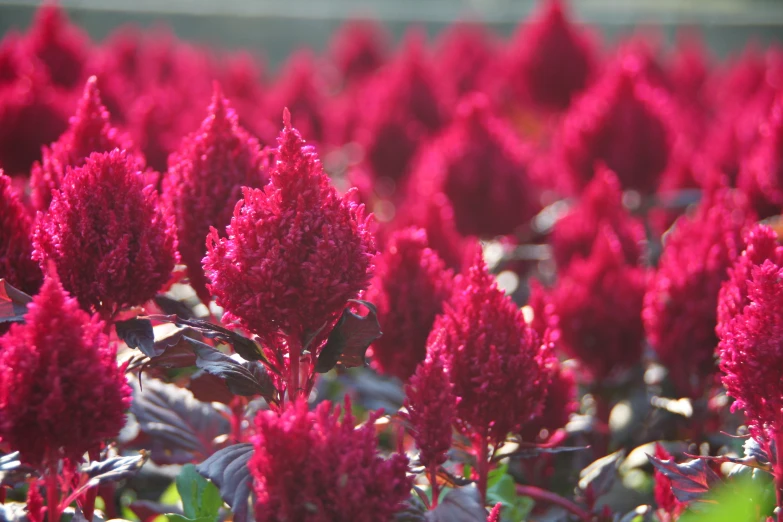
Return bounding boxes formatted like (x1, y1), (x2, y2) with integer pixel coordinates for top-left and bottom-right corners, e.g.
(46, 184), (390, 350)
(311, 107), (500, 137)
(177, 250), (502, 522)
(403, 354), (456, 470)
(644, 189), (754, 398)
(329, 20), (389, 86)
(30, 76), (134, 211)
(487, 504), (502, 522)
(409, 93), (540, 238)
(33, 149), (178, 317)
(163, 86), (269, 304)
(366, 228), (453, 381)
(505, 0), (598, 111)
(429, 245), (553, 445)
(553, 57), (680, 194)
(0, 172), (42, 295)
(551, 166), (644, 269)
(518, 359), (577, 443)
(434, 23), (498, 101)
(537, 227), (647, 381)
(738, 95), (783, 218)
(204, 111), (376, 344)
(653, 444), (686, 521)
(250, 399), (411, 522)
(0, 274), (131, 468)
(23, 5), (89, 89)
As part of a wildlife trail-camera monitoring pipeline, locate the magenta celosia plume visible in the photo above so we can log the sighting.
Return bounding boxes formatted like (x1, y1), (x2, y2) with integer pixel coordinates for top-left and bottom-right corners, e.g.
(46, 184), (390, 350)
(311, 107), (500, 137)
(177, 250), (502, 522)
(329, 20), (389, 87)
(644, 189), (754, 398)
(163, 85), (269, 304)
(0, 274), (131, 468)
(434, 23), (497, 101)
(366, 227), (454, 381)
(33, 149), (178, 318)
(518, 358), (577, 443)
(250, 398), (411, 522)
(30, 75), (134, 211)
(551, 165), (645, 269)
(738, 95), (783, 218)
(0, 172), (42, 295)
(535, 226), (647, 381)
(429, 244), (553, 446)
(204, 110), (376, 346)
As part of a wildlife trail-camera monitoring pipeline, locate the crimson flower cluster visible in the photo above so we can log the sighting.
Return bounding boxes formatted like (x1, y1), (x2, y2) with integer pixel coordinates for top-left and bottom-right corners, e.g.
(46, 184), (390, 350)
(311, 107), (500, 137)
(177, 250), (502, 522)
(0, 172), (42, 295)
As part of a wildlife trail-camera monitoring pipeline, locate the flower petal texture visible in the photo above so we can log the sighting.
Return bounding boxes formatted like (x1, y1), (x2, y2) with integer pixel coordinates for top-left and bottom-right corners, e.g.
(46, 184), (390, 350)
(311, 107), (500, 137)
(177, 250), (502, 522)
(0, 172), (42, 295)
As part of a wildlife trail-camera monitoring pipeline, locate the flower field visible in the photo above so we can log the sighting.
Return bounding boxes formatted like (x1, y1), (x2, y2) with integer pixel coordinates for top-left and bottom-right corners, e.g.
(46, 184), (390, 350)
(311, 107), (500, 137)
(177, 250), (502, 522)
(1, 1), (783, 521)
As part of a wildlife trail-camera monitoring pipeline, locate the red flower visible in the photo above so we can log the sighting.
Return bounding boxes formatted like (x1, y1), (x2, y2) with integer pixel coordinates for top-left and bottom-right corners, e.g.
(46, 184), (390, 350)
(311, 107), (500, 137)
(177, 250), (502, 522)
(434, 23), (498, 101)
(505, 0), (598, 111)
(717, 226), (783, 460)
(644, 189), (754, 398)
(550, 165), (644, 269)
(408, 93), (541, 238)
(653, 444), (686, 521)
(30, 76), (135, 211)
(0, 274), (131, 468)
(518, 358), (577, 443)
(429, 244), (553, 446)
(329, 20), (389, 87)
(204, 111), (376, 345)
(33, 149), (178, 317)
(23, 5), (89, 89)
(487, 503), (502, 522)
(537, 226), (647, 381)
(403, 353), (456, 471)
(0, 172), (42, 295)
(250, 398), (411, 522)
(366, 228), (454, 381)
(163, 85), (269, 304)
(738, 95), (783, 218)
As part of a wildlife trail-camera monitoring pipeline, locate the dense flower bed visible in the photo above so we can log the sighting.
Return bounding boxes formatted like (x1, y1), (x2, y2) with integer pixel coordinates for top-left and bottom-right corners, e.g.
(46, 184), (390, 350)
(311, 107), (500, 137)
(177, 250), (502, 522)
(1, 1), (783, 521)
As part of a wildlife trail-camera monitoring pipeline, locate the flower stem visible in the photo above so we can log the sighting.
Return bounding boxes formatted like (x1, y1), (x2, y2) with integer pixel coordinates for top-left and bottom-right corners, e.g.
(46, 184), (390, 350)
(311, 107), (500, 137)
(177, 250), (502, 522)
(429, 465), (439, 509)
(46, 467), (60, 522)
(516, 484), (592, 521)
(477, 439), (489, 505)
(289, 337), (301, 402)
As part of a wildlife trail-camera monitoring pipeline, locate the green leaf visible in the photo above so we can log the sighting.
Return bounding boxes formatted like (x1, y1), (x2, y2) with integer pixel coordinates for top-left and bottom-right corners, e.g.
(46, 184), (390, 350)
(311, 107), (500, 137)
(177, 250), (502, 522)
(486, 465), (533, 522)
(678, 474), (774, 522)
(168, 464), (223, 522)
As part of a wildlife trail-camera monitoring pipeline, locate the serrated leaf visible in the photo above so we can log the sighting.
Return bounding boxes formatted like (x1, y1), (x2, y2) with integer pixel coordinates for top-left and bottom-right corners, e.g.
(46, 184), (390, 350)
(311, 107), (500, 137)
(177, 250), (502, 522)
(578, 449), (624, 500)
(196, 443), (254, 522)
(130, 379), (230, 465)
(116, 318), (156, 357)
(0, 279), (31, 324)
(175, 464), (222, 521)
(424, 486), (487, 522)
(647, 454), (722, 504)
(315, 300), (381, 373)
(186, 337), (276, 402)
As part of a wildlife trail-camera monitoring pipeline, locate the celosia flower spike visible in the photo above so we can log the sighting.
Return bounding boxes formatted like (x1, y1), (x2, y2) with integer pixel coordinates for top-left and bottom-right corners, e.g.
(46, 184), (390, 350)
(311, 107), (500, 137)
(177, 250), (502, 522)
(0, 273), (131, 468)
(33, 149), (178, 318)
(653, 444), (686, 521)
(164, 84), (269, 304)
(366, 227), (454, 381)
(0, 172), (42, 295)
(250, 398), (412, 522)
(30, 75), (135, 211)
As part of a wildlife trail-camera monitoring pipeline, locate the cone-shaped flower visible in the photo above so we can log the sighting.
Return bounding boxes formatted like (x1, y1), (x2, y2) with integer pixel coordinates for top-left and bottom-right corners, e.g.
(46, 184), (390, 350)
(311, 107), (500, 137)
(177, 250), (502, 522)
(30, 76), (134, 211)
(329, 20), (389, 86)
(518, 358), (577, 443)
(429, 244), (554, 446)
(551, 165), (644, 269)
(250, 398), (412, 522)
(738, 95), (783, 218)
(33, 149), (178, 318)
(435, 23), (497, 101)
(717, 224), (783, 461)
(24, 4), (89, 89)
(366, 228), (453, 381)
(537, 226), (647, 381)
(409, 93), (540, 238)
(0, 172), (42, 295)
(163, 86), (269, 304)
(204, 110), (376, 346)
(505, 0), (598, 111)
(0, 274), (131, 468)
(644, 189), (754, 399)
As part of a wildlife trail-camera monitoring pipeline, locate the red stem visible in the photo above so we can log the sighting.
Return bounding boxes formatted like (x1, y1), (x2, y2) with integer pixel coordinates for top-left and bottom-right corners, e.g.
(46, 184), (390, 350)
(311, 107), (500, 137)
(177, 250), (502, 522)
(776, 430), (783, 522)
(476, 439), (490, 505)
(516, 485), (592, 521)
(288, 337), (301, 403)
(429, 465), (439, 509)
(46, 466), (60, 522)
(229, 397), (245, 444)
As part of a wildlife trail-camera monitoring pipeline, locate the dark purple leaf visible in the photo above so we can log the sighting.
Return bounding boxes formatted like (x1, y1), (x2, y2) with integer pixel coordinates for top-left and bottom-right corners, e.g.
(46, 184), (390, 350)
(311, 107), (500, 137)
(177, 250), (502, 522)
(0, 452), (36, 487)
(185, 337), (277, 403)
(130, 378), (230, 465)
(0, 279), (31, 324)
(189, 372), (234, 405)
(647, 454), (723, 503)
(74, 453), (148, 496)
(116, 318), (156, 357)
(196, 443), (254, 522)
(153, 294), (195, 319)
(315, 300), (382, 373)
(578, 450), (625, 500)
(147, 330), (198, 369)
(424, 486), (487, 521)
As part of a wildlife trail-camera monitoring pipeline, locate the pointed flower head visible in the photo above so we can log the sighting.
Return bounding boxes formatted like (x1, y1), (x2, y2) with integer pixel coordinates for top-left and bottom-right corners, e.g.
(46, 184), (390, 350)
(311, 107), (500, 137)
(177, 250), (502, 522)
(329, 20), (389, 86)
(31, 76), (134, 211)
(518, 358), (577, 443)
(506, 0), (598, 111)
(428, 245), (554, 445)
(435, 23), (497, 100)
(537, 227), (647, 381)
(0, 172), (42, 295)
(644, 189), (754, 398)
(250, 398), (412, 522)
(366, 228), (454, 381)
(163, 86), (269, 304)
(551, 165), (644, 269)
(0, 274), (131, 468)
(738, 94), (783, 218)
(24, 4), (89, 89)
(33, 149), (178, 317)
(717, 225), (783, 450)
(204, 111), (377, 344)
